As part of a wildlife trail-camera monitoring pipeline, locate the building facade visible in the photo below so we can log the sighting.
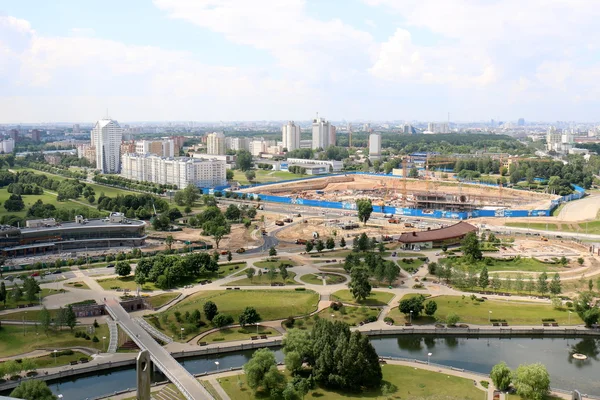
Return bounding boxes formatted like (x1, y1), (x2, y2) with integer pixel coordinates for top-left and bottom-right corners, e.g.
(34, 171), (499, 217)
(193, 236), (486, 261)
(226, 137), (251, 152)
(121, 153), (226, 189)
(369, 133), (381, 160)
(312, 116), (332, 149)
(135, 139), (177, 157)
(285, 158), (343, 172)
(92, 119), (123, 173)
(0, 138), (15, 153)
(282, 121), (301, 152)
(206, 132), (226, 155)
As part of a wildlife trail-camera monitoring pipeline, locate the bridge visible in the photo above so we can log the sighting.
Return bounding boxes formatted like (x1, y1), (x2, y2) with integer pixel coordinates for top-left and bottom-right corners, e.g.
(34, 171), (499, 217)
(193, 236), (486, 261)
(104, 298), (213, 400)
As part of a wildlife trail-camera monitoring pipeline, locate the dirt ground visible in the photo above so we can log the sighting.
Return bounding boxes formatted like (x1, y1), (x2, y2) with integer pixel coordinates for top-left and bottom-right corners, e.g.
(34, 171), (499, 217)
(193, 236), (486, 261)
(244, 175), (556, 210)
(149, 225), (259, 251)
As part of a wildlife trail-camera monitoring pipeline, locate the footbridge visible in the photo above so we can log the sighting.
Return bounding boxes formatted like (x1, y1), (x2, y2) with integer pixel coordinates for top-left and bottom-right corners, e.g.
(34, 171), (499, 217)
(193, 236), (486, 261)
(104, 298), (213, 400)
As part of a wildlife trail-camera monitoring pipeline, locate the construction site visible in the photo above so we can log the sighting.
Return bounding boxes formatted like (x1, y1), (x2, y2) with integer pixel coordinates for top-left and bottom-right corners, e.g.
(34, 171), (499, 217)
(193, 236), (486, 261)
(243, 174), (558, 213)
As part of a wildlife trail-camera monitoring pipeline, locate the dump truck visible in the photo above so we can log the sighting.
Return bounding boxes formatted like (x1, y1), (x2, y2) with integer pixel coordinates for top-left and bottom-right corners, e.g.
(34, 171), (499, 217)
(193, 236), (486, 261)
(275, 221), (284, 226)
(388, 218), (400, 224)
(296, 239), (308, 245)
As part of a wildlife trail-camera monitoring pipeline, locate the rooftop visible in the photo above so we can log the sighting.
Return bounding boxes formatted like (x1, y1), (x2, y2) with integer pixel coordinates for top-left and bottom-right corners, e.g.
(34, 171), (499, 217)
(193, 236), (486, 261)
(21, 218), (145, 233)
(397, 221), (477, 243)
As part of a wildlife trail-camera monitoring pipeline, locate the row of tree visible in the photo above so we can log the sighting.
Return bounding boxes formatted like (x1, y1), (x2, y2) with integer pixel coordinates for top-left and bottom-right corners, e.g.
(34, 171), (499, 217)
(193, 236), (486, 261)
(133, 252), (220, 289)
(92, 173), (177, 193)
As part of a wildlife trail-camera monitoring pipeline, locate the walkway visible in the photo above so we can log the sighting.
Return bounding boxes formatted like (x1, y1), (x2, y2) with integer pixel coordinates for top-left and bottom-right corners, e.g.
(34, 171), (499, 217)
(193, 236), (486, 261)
(104, 298), (213, 400)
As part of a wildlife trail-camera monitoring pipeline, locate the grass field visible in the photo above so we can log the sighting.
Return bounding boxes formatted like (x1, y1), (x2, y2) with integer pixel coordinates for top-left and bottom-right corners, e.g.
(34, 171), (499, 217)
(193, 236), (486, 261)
(147, 292), (181, 309)
(0, 188), (76, 219)
(0, 289), (62, 311)
(397, 258), (425, 272)
(199, 325), (276, 343)
(29, 350), (90, 368)
(386, 293), (433, 325)
(149, 290), (319, 341)
(331, 289), (394, 306)
(0, 324), (109, 357)
(0, 308), (61, 321)
(219, 364), (485, 400)
(291, 305), (380, 329)
(97, 276), (158, 292)
(507, 394), (563, 400)
(253, 258), (298, 269)
(225, 270), (299, 286)
(506, 220), (600, 235)
(299, 273), (347, 285)
(446, 255), (561, 272)
(427, 295), (583, 326)
(64, 281), (90, 290)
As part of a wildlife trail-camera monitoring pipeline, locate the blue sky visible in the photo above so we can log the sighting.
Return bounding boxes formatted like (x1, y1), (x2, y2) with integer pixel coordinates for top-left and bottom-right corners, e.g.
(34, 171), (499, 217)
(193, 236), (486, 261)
(0, 0), (599, 123)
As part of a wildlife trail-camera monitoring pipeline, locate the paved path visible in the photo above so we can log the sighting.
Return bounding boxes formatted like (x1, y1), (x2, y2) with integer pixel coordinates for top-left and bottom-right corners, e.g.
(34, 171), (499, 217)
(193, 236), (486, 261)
(104, 298), (212, 400)
(208, 378), (231, 400)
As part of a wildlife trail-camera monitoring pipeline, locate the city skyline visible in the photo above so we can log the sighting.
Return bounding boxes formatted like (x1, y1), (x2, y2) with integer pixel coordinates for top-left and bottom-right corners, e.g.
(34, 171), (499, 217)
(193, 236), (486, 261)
(2, 0), (600, 123)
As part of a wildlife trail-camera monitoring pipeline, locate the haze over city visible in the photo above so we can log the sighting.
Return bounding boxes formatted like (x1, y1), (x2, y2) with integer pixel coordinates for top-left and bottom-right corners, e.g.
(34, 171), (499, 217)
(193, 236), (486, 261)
(1, 0), (600, 123)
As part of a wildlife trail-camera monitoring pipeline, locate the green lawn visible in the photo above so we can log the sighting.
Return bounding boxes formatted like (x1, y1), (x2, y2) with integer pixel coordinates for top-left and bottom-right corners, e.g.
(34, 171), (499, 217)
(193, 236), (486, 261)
(64, 281), (90, 290)
(0, 289), (63, 311)
(147, 292), (181, 309)
(299, 273), (346, 285)
(0, 324), (109, 357)
(386, 293), (433, 325)
(428, 295), (583, 326)
(199, 325), (277, 343)
(331, 289), (394, 306)
(97, 276), (159, 292)
(0, 308), (61, 321)
(253, 258), (298, 269)
(219, 364), (485, 400)
(224, 270), (299, 286)
(29, 350), (90, 368)
(0, 188), (76, 219)
(397, 258), (425, 272)
(506, 220), (600, 235)
(446, 256), (561, 272)
(148, 290), (319, 341)
(507, 394), (563, 400)
(292, 305), (379, 329)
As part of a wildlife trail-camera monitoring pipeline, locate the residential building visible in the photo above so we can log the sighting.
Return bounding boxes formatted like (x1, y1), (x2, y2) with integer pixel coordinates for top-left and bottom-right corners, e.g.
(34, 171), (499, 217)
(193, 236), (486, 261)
(369, 133), (381, 160)
(0, 138), (15, 153)
(329, 125), (337, 147)
(135, 139), (176, 157)
(31, 129), (41, 142)
(299, 139), (312, 149)
(92, 118), (123, 174)
(546, 126), (563, 153)
(72, 124), (81, 133)
(226, 137), (251, 152)
(282, 121), (301, 152)
(121, 153), (226, 189)
(285, 158), (343, 172)
(402, 124), (413, 134)
(206, 132), (226, 155)
(517, 118), (525, 126)
(44, 154), (62, 165)
(312, 116), (332, 149)
(249, 138), (278, 156)
(426, 123), (450, 134)
(171, 135), (186, 150)
(77, 144), (96, 164)
(9, 129), (19, 142)
(121, 141), (136, 156)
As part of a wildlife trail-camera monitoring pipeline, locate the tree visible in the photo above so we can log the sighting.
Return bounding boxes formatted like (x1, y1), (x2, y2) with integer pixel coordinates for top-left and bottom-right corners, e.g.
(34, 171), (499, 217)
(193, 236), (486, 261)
(399, 295), (425, 318)
(537, 272), (548, 296)
(65, 305), (77, 330)
(204, 301), (219, 322)
(205, 223), (229, 249)
(239, 306), (261, 327)
(326, 237), (335, 250)
(236, 149), (253, 171)
(384, 262), (400, 286)
(491, 274), (502, 292)
(315, 239), (325, 253)
(424, 300), (437, 317)
(356, 199), (373, 225)
(408, 166), (419, 178)
(578, 257), (585, 266)
(269, 246), (277, 257)
(512, 363), (550, 400)
(490, 362), (512, 391)
(279, 265), (289, 281)
(559, 256), (568, 267)
(4, 194), (24, 212)
(461, 232), (482, 261)
(11, 285), (22, 303)
(267, 267), (277, 283)
(515, 273), (524, 293)
(115, 261), (132, 277)
(226, 169), (234, 180)
(227, 251), (232, 262)
(0, 281), (6, 305)
(339, 237), (346, 248)
(526, 277), (535, 294)
(284, 351), (303, 375)
(225, 204), (242, 221)
(243, 348), (284, 393)
(549, 273), (562, 295)
(357, 232), (369, 252)
(478, 266), (489, 289)
(39, 306), (51, 334)
(446, 312), (460, 326)
(165, 235), (174, 251)
(245, 170), (256, 183)
(213, 313), (234, 327)
(10, 380), (57, 400)
(349, 267), (371, 301)
(589, 279), (594, 292)
(574, 292), (600, 327)
(246, 267), (255, 281)
(305, 241), (314, 253)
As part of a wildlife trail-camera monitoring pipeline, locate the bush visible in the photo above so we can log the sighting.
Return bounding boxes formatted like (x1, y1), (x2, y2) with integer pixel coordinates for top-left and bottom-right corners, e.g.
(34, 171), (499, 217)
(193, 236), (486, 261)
(330, 301), (343, 311)
(446, 313), (460, 326)
(294, 287), (306, 291)
(383, 317), (394, 324)
(283, 316), (295, 328)
(566, 301), (573, 308)
(364, 315), (378, 323)
(92, 336), (99, 343)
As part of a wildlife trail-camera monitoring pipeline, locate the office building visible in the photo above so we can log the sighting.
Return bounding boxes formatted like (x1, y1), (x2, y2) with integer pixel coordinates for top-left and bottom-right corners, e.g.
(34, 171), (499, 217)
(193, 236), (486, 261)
(369, 133), (381, 160)
(282, 121), (301, 152)
(0, 138), (15, 153)
(312, 116), (332, 150)
(121, 153), (226, 189)
(206, 132), (226, 155)
(92, 119), (123, 174)
(135, 139), (176, 157)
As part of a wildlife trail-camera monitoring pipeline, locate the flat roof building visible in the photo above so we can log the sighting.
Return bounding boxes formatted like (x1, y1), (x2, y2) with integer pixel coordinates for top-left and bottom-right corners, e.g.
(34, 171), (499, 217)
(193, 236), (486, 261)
(397, 221), (477, 249)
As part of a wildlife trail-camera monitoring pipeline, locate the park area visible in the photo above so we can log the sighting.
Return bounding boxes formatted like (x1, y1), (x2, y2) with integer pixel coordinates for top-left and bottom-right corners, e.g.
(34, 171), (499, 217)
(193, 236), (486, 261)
(331, 289), (394, 306)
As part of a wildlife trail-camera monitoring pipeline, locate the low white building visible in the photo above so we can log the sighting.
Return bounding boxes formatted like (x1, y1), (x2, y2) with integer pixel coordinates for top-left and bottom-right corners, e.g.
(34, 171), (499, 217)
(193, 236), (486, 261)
(285, 158), (343, 172)
(121, 153), (226, 189)
(0, 137), (15, 153)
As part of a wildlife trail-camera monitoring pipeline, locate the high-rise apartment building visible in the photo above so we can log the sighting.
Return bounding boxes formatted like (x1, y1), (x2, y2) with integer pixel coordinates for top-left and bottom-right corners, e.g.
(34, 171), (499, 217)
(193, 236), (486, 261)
(206, 132), (226, 155)
(517, 118), (525, 126)
(426, 123), (450, 134)
(92, 119), (123, 174)
(31, 129), (41, 142)
(369, 133), (381, 160)
(329, 125), (336, 147)
(226, 137), (251, 152)
(282, 121), (301, 152)
(0, 138), (15, 153)
(312, 116), (332, 150)
(135, 139), (176, 157)
(121, 154), (226, 189)
(9, 129), (19, 142)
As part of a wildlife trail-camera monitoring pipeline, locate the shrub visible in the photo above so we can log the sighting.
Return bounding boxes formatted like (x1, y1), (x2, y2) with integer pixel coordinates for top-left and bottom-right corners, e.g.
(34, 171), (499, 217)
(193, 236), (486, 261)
(566, 301), (573, 308)
(92, 336), (99, 343)
(365, 315), (378, 323)
(384, 317), (394, 324)
(330, 301), (342, 311)
(294, 287), (306, 291)
(283, 316), (295, 328)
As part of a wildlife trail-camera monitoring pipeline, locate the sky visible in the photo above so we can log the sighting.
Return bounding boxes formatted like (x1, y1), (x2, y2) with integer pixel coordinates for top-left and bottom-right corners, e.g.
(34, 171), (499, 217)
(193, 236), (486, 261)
(0, 0), (599, 123)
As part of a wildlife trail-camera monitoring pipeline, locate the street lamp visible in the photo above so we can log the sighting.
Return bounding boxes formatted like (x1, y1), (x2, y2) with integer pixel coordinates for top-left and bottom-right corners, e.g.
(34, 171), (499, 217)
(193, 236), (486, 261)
(54, 349), (58, 365)
(488, 310), (492, 323)
(180, 327), (185, 341)
(568, 311), (572, 325)
(23, 312), (27, 336)
(215, 361), (220, 372)
(427, 352), (432, 365)
(255, 322), (259, 334)
(102, 336), (107, 352)
(409, 310), (413, 324)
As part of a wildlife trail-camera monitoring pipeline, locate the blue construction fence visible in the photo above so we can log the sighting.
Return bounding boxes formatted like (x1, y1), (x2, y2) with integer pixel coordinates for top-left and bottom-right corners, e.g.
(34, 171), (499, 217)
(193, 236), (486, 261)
(202, 173), (586, 221)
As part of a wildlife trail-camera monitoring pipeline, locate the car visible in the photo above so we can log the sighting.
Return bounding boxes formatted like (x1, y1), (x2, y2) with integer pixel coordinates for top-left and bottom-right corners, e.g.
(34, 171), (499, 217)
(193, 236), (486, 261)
(5, 275), (14, 281)
(556, 235), (563, 239)
(236, 248), (246, 254)
(30, 272), (40, 277)
(106, 264), (114, 268)
(52, 270), (62, 274)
